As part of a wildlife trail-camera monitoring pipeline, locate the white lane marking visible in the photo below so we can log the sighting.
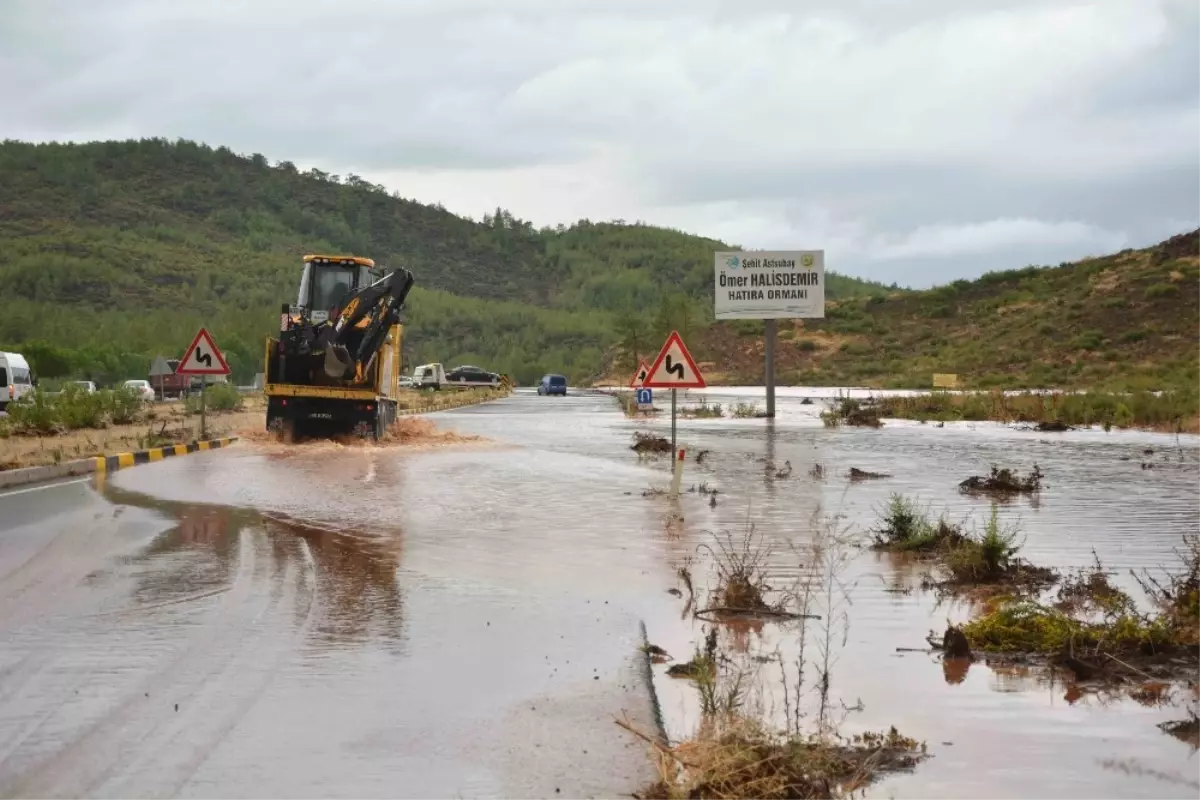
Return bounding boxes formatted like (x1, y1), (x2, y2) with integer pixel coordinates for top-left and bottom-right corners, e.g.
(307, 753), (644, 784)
(0, 478), (90, 499)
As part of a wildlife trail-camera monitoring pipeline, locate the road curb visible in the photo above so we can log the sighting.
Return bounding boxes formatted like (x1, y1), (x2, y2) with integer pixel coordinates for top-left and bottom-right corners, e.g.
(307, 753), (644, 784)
(395, 390), (511, 417)
(0, 436), (239, 492)
(95, 436), (239, 473)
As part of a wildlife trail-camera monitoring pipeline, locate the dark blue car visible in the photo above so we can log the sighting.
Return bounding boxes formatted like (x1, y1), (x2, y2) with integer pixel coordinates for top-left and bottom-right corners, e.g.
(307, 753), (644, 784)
(537, 374), (567, 396)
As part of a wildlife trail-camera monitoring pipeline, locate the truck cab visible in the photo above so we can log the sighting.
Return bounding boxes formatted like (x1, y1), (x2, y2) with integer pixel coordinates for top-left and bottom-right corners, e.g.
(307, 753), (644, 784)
(294, 255), (380, 324)
(412, 363), (445, 390)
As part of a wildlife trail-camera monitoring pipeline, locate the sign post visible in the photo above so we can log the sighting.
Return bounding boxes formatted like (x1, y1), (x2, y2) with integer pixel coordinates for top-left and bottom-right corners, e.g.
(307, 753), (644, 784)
(643, 330), (706, 480)
(149, 355), (173, 402)
(714, 250), (825, 418)
(175, 327), (231, 441)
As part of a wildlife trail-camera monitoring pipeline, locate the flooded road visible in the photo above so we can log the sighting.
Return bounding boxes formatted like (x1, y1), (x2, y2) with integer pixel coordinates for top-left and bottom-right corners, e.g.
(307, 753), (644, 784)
(0, 388), (1197, 798)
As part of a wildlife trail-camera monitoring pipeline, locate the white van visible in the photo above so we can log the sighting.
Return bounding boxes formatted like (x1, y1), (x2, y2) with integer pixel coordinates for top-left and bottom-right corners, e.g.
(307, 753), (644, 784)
(0, 352), (35, 411)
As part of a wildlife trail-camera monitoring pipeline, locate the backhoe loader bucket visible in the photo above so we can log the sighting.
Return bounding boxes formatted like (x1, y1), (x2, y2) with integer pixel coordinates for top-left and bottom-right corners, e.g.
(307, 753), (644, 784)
(323, 345), (354, 379)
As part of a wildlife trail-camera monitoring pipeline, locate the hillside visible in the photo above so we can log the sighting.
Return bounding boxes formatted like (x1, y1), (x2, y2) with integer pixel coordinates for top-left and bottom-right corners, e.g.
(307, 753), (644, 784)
(0, 138), (886, 384)
(682, 230), (1199, 391)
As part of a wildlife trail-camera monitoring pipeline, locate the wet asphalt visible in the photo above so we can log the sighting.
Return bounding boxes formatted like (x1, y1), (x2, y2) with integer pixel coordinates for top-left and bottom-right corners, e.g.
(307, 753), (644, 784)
(1, 387), (1198, 799)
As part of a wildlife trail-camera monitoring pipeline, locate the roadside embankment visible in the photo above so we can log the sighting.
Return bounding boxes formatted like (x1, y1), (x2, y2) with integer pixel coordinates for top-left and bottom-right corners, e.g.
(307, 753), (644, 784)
(0, 436), (239, 491)
(0, 398), (260, 472)
(826, 389), (1200, 434)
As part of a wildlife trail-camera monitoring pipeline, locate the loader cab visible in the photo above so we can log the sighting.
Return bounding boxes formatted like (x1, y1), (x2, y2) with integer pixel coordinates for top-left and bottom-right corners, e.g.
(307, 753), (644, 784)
(296, 255), (379, 323)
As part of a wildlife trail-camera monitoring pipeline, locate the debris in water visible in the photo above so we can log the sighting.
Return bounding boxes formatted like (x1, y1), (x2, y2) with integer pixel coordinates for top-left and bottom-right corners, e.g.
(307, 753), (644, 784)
(959, 464), (1043, 495)
(774, 460), (792, 479)
(641, 644), (671, 663)
(1159, 715), (1199, 749)
(1035, 421), (1071, 432)
(631, 432), (671, 454)
(849, 466), (891, 480)
(941, 625), (973, 659)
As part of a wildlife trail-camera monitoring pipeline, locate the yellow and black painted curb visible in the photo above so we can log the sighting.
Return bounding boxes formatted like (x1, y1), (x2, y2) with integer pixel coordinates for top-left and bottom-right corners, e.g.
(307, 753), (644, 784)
(94, 437), (239, 473)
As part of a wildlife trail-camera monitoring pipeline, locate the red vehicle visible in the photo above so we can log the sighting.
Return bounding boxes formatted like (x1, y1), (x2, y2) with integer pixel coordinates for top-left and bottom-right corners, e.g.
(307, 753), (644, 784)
(151, 359), (191, 398)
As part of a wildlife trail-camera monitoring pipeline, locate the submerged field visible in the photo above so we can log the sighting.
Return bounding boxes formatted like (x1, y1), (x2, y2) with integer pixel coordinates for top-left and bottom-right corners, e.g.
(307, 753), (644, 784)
(563, 388), (1200, 798)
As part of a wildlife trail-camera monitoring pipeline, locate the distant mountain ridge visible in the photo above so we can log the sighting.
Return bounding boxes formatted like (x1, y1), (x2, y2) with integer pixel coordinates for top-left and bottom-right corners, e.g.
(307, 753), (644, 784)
(0, 137), (887, 383)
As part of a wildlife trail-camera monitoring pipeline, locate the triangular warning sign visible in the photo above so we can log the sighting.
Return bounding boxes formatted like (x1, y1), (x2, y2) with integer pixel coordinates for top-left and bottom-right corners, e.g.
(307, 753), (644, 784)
(643, 331), (706, 389)
(628, 360), (651, 388)
(176, 327), (231, 375)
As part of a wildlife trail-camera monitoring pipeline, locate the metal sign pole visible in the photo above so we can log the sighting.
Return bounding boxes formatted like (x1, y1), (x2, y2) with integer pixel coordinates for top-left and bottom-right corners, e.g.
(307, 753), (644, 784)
(765, 319), (776, 418)
(200, 375), (207, 440)
(670, 388), (677, 453)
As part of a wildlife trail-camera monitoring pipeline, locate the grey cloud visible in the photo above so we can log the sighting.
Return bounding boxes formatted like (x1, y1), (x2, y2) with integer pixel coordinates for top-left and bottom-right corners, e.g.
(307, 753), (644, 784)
(0, 0), (1196, 289)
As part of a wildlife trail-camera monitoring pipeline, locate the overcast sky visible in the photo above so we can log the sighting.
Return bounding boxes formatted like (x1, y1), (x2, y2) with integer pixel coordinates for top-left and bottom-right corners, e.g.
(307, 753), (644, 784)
(2, 0), (1197, 287)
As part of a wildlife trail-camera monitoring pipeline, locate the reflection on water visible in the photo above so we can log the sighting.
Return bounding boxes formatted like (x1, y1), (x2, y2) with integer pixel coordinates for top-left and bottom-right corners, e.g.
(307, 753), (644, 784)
(263, 514), (405, 649)
(97, 484), (407, 652)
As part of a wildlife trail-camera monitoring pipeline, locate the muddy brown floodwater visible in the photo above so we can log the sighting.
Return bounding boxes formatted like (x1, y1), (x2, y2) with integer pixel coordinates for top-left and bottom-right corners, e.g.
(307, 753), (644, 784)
(0, 387), (1197, 798)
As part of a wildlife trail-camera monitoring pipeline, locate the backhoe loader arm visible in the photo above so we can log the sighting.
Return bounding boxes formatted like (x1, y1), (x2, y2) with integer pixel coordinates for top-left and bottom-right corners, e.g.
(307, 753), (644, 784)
(319, 266), (415, 382)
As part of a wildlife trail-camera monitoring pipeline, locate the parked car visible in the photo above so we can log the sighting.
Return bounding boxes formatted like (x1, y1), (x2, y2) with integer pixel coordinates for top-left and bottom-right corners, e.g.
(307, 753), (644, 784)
(72, 381), (97, 393)
(537, 374), (568, 396)
(445, 365), (501, 388)
(0, 352), (35, 411)
(123, 379), (156, 402)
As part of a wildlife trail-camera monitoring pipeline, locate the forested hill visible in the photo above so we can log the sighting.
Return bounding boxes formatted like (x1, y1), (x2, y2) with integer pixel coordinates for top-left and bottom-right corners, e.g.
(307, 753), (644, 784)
(0, 138), (887, 384)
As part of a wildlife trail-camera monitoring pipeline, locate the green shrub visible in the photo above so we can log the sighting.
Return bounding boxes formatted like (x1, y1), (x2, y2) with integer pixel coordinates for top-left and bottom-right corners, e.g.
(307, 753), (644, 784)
(185, 382), (244, 413)
(1145, 283), (1179, 300)
(54, 385), (108, 429)
(6, 391), (60, 434)
(1074, 330), (1104, 350)
(105, 387), (144, 424)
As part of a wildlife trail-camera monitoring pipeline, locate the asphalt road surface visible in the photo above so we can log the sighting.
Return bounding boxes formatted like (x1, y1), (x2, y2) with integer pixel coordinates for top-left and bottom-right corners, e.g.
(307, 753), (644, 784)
(0, 391), (663, 799)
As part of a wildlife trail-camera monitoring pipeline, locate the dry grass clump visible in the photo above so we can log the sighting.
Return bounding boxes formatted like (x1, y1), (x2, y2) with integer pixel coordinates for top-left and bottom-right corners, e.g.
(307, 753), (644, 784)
(636, 717), (924, 800)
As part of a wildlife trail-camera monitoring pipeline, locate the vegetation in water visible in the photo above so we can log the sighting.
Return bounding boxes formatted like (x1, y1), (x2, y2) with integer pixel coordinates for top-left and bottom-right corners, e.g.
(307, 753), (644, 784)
(820, 397), (882, 428)
(871, 494), (965, 552)
(874, 388), (1199, 434)
(958, 464), (1043, 495)
(631, 431), (672, 455)
(636, 519), (927, 799)
(873, 495), (1057, 590)
(957, 536), (1199, 679)
(730, 402), (760, 419)
(680, 401), (724, 419)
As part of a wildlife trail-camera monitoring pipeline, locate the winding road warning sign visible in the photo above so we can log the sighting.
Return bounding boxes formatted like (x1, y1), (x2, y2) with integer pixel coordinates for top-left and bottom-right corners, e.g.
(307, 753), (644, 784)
(628, 360), (651, 388)
(643, 330), (706, 389)
(177, 328), (231, 376)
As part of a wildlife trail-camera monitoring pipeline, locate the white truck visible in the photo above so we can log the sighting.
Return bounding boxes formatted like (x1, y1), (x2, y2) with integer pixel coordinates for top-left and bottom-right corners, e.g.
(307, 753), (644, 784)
(412, 363), (446, 389)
